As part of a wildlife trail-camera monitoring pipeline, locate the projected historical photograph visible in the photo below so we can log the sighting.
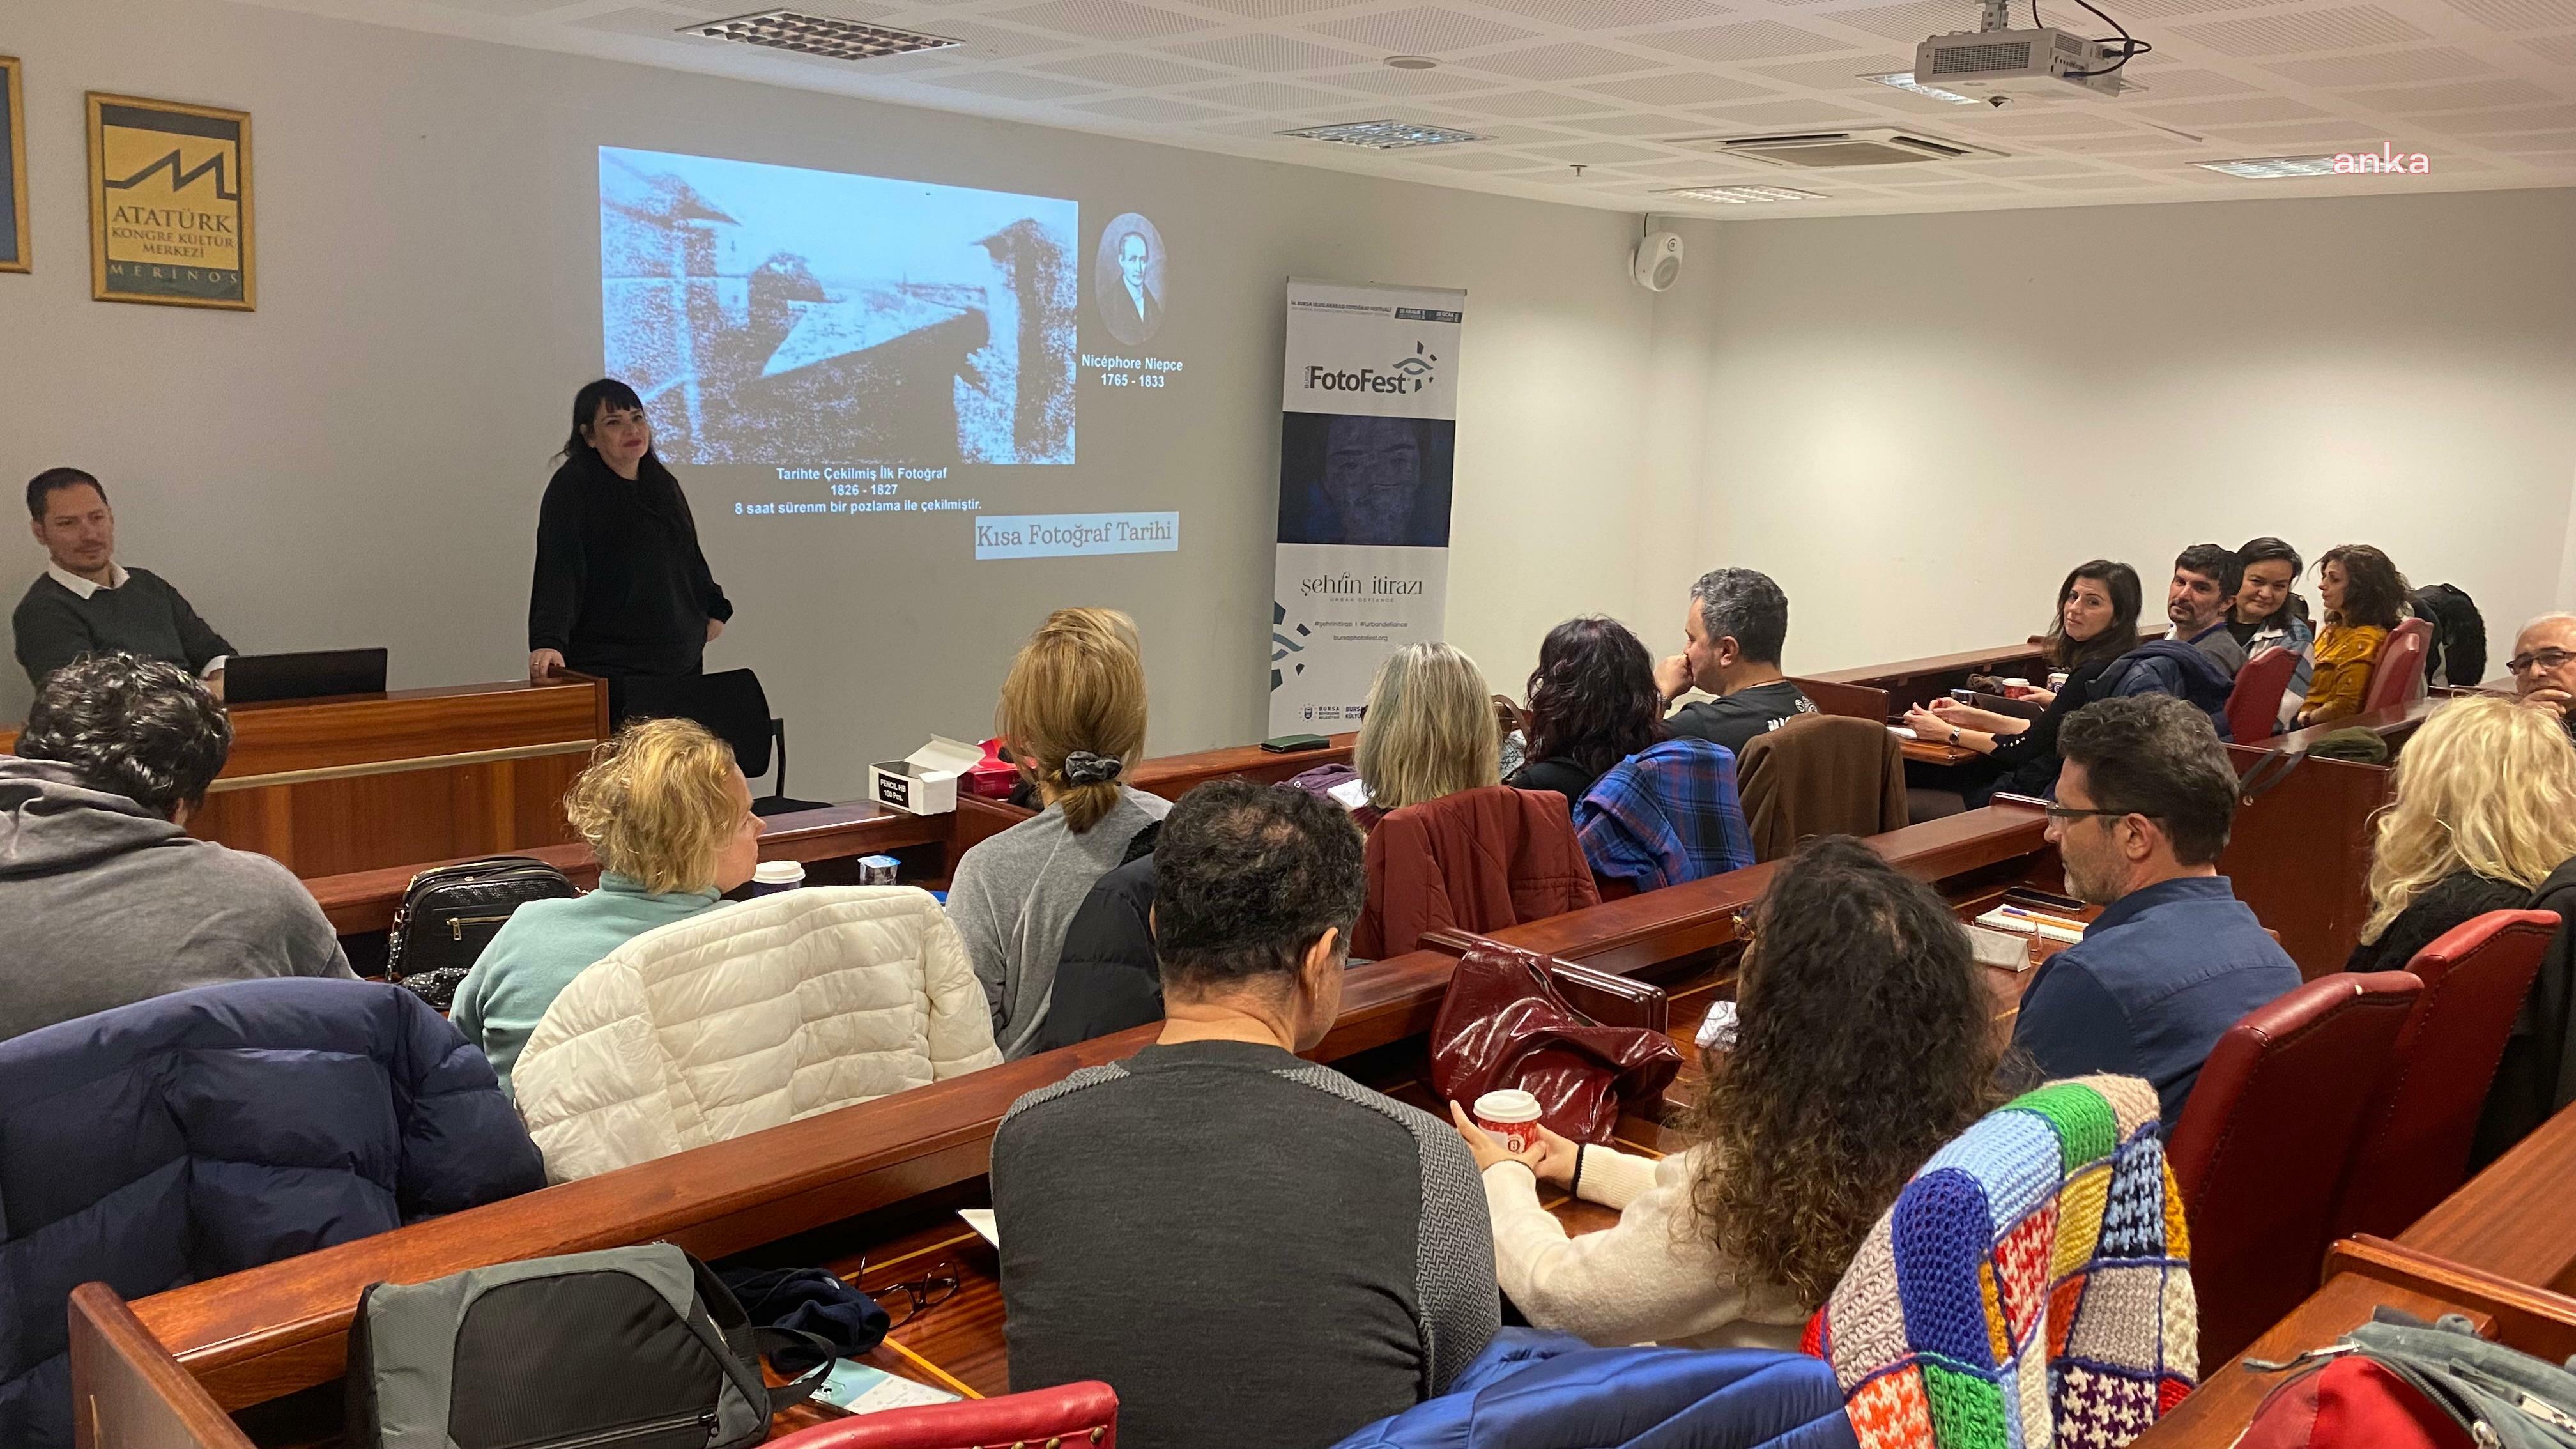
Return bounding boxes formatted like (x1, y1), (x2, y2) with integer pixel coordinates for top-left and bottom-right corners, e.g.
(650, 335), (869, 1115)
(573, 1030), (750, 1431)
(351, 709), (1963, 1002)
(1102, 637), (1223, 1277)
(1093, 212), (1165, 348)
(600, 147), (1077, 466)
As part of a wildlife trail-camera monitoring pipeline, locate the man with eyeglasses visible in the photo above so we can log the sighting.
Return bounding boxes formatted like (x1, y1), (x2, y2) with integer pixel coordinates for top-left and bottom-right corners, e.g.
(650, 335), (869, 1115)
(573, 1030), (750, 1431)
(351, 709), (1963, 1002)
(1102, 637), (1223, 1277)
(2511, 614), (2576, 745)
(2011, 694), (2300, 1130)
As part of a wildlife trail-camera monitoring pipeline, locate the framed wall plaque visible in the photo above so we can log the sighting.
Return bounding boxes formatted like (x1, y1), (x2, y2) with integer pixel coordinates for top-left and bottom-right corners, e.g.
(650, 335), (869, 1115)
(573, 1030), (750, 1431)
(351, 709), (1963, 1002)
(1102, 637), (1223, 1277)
(87, 91), (254, 308)
(1, 57), (27, 273)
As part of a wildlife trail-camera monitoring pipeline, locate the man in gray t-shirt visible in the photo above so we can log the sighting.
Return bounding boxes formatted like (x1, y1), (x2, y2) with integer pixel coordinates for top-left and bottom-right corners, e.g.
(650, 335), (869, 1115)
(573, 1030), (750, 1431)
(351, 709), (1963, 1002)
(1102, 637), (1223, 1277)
(992, 780), (1498, 1449)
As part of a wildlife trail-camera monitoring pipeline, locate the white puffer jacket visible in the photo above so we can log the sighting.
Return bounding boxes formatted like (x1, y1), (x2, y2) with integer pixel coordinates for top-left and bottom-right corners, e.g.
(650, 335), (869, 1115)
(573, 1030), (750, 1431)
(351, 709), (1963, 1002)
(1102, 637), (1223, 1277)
(513, 885), (1002, 1182)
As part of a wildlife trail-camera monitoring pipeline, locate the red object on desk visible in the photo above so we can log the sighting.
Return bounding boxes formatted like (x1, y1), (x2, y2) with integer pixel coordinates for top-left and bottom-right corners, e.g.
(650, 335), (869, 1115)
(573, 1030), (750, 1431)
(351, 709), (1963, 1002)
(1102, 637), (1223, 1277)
(768, 1381), (1119, 1448)
(962, 739), (1022, 801)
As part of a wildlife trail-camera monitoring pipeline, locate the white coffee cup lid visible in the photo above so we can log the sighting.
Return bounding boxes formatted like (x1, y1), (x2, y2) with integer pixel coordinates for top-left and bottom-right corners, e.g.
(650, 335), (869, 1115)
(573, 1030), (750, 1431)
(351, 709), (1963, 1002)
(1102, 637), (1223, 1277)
(753, 861), (806, 884)
(1473, 1089), (1542, 1123)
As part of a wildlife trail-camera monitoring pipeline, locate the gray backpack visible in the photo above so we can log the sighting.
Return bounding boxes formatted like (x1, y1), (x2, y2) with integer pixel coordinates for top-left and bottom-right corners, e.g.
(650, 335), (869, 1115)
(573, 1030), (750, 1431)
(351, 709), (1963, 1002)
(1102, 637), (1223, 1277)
(345, 1243), (832, 1449)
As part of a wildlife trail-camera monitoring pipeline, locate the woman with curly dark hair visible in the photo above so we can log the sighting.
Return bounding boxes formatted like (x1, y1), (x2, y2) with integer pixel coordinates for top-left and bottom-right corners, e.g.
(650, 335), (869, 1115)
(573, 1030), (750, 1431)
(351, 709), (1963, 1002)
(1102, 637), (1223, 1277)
(2296, 543), (2411, 727)
(1505, 616), (1666, 806)
(1450, 834), (2005, 1345)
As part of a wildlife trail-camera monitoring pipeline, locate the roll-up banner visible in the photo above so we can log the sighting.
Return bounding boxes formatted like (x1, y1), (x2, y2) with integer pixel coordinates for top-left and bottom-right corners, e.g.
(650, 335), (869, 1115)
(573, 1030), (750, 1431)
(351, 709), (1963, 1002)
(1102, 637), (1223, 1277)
(1269, 278), (1466, 736)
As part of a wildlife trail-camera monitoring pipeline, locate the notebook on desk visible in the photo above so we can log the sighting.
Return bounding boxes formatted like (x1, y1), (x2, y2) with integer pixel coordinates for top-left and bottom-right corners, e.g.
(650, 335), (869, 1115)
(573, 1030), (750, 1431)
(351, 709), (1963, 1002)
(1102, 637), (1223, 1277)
(224, 648), (389, 704)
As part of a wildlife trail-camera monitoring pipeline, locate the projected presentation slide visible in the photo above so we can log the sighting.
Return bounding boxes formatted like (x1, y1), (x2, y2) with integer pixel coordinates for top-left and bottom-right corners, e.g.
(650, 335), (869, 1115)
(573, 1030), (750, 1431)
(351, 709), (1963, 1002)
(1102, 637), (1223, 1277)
(601, 147), (1078, 470)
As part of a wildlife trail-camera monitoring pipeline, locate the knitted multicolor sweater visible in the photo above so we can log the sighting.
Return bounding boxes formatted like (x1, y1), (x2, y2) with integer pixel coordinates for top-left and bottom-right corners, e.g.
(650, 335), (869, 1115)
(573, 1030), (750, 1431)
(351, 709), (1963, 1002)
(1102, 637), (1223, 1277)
(1808, 1073), (2198, 1448)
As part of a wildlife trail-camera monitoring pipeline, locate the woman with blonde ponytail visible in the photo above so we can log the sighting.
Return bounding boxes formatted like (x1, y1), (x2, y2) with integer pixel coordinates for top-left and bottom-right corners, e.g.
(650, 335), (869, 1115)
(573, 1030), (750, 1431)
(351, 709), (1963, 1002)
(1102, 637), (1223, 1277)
(947, 608), (1169, 1059)
(2346, 694), (2576, 974)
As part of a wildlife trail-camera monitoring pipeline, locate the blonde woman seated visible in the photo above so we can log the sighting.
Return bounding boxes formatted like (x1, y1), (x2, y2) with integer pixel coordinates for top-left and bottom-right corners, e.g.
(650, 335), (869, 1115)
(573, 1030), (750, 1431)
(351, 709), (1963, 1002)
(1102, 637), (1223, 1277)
(450, 717), (760, 1098)
(1349, 641), (1503, 834)
(2345, 694), (2576, 975)
(1450, 835), (2004, 1348)
(949, 608), (1169, 1059)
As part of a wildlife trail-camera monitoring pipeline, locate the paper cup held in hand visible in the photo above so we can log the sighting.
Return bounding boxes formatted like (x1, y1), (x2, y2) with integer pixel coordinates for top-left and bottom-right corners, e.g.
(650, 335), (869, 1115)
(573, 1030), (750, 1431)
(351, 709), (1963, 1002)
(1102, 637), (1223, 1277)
(1471, 1089), (1543, 1154)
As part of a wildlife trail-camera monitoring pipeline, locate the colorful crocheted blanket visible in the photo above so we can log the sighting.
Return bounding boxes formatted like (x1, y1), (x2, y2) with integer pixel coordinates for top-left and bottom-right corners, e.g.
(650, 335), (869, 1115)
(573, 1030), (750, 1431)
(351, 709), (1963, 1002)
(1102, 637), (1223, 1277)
(1806, 1074), (2198, 1449)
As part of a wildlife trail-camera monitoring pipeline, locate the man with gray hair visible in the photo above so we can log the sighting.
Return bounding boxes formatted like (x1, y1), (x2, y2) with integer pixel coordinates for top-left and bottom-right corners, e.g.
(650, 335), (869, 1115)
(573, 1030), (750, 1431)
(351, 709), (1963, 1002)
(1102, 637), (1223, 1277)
(2011, 693), (2298, 1128)
(1654, 566), (1818, 757)
(2510, 612), (2576, 744)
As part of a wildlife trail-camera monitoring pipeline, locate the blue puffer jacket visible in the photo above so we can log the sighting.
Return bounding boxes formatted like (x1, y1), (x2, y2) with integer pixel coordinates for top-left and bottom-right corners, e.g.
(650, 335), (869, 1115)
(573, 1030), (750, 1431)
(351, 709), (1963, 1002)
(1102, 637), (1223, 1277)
(2103, 639), (2238, 742)
(0, 977), (545, 1448)
(1331, 1330), (1860, 1449)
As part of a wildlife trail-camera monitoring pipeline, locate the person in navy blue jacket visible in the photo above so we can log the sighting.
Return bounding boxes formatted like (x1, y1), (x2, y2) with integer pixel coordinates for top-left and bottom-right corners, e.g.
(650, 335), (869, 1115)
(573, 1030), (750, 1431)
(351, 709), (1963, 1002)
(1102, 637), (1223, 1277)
(2011, 694), (2300, 1128)
(0, 977), (542, 1449)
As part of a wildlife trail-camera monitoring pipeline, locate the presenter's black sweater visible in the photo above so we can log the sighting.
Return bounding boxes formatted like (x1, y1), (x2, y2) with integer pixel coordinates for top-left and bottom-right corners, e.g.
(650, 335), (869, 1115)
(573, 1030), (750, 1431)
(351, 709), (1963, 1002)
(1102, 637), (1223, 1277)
(13, 568), (235, 687)
(527, 454), (733, 678)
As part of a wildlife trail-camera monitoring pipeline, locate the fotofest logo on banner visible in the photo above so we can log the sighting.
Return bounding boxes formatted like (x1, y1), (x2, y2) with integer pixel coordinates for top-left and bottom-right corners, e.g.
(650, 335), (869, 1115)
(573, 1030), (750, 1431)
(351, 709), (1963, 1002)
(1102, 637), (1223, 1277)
(1270, 278), (1464, 735)
(1301, 341), (1439, 397)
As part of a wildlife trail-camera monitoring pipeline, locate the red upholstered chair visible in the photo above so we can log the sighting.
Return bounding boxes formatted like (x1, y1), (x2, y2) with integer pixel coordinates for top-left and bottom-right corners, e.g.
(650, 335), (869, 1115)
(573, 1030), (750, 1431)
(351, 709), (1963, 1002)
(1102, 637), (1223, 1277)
(2166, 971), (2422, 1367)
(2359, 617), (2434, 715)
(2223, 646), (2297, 743)
(2330, 910), (2559, 1243)
(766, 1382), (1118, 1448)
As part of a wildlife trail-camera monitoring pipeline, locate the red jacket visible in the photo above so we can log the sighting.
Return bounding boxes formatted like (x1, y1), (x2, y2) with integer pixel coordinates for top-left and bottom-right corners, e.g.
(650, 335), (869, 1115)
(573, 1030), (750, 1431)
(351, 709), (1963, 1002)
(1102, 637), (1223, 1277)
(1353, 786), (1600, 958)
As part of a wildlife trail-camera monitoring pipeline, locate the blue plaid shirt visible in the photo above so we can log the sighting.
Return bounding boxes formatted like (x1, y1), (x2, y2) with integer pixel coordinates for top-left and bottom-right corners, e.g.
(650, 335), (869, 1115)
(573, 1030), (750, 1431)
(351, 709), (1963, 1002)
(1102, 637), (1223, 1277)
(1572, 739), (1755, 891)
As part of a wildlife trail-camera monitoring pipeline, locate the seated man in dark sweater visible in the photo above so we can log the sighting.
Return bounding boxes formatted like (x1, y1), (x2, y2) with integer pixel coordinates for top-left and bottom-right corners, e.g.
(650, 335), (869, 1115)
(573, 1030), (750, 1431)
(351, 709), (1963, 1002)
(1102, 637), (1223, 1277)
(992, 780), (1498, 1449)
(15, 468), (235, 689)
(1655, 566), (1818, 756)
(2011, 694), (2299, 1128)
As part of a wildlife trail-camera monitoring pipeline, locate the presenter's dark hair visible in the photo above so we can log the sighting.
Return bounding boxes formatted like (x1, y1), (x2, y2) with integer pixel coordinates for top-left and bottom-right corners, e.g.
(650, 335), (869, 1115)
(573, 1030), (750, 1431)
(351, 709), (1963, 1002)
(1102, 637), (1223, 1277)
(1689, 567), (1791, 666)
(17, 653), (232, 816)
(1523, 617), (1666, 779)
(2318, 543), (2409, 632)
(1153, 780), (1365, 994)
(2174, 542), (2244, 601)
(560, 378), (695, 525)
(2046, 560), (2143, 671)
(26, 468), (105, 520)
(2058, 693), (2237, 866)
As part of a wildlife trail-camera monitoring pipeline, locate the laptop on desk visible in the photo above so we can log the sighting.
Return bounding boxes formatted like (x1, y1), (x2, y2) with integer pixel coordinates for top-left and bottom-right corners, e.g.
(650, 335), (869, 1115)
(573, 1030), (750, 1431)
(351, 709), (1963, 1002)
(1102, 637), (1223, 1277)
(223, 648), (389, 705)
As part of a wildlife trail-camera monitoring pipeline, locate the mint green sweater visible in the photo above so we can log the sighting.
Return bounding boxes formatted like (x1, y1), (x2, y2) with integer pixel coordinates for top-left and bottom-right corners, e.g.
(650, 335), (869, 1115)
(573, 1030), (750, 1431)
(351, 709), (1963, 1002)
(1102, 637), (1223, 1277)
(448, 873), (724, 1099)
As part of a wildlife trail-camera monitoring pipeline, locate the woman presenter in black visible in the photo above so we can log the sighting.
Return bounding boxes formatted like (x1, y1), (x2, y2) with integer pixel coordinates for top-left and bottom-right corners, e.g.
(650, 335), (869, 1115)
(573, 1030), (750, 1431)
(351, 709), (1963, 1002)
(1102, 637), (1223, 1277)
(528, 379), (733, 684)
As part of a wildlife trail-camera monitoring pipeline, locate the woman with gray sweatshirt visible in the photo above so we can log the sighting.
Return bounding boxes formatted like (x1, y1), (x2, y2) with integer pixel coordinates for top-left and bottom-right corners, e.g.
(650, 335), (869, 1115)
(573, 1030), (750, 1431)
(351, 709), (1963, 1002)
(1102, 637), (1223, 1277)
(947, 608), (1168, 1059)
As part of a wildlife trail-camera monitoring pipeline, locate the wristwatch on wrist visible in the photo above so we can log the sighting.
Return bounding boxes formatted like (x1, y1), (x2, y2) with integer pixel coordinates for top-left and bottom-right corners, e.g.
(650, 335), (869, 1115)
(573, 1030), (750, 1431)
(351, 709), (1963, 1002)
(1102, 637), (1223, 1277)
(1949, 728), (1963, 746)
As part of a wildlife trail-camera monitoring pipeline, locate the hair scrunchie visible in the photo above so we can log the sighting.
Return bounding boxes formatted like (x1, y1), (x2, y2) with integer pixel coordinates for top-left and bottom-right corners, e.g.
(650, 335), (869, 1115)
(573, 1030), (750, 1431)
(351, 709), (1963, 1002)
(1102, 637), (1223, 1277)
(1062, 751), (1124, 786)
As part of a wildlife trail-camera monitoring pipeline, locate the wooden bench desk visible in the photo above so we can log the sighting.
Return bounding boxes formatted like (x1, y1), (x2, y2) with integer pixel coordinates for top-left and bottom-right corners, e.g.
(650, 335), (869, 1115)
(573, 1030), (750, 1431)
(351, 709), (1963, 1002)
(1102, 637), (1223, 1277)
(134, 805), (2063, 1428)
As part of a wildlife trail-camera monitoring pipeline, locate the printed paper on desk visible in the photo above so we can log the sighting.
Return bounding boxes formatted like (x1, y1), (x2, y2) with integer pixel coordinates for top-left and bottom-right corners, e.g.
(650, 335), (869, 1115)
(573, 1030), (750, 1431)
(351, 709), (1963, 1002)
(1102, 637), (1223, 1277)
(817, 1359), (961, 1414)
(958, 1208), (999, 1247)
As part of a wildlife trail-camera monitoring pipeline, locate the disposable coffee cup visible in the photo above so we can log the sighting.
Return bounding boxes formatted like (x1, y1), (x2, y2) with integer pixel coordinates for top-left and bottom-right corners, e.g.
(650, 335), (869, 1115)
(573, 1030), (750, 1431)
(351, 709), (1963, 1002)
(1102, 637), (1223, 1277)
(2001, 677), (2032, 698)
(750, 861), (805, 896)
(1471, 1089), (1543, 1155)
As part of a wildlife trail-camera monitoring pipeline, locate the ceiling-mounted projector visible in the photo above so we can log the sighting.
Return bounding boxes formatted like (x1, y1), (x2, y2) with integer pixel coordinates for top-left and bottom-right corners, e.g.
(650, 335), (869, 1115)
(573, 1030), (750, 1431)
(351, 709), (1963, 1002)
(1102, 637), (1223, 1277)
(1913, 26), (2135, 102)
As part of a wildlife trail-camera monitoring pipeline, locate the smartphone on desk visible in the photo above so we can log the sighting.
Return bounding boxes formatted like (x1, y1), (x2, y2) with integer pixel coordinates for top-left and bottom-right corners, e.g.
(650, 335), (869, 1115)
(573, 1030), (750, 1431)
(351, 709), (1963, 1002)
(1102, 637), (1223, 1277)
(2004, 885), (2087, 916)
(1260, 733), (1331, 753)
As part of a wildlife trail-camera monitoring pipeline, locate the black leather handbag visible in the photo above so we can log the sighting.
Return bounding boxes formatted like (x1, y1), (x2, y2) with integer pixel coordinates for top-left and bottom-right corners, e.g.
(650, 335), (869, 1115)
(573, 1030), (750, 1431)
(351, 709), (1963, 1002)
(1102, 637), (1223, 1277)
(387, 857), (580, 986)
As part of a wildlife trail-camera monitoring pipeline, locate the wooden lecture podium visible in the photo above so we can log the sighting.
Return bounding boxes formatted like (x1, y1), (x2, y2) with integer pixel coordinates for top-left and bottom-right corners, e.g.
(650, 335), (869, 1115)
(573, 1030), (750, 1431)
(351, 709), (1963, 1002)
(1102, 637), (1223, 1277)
(1, 674), (610, 880)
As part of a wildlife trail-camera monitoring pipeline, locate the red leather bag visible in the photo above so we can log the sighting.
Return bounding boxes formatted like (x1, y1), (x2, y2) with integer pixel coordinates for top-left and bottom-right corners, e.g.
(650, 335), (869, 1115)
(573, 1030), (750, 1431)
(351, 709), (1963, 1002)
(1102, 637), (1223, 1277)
(1427, 944), (1683, 1144)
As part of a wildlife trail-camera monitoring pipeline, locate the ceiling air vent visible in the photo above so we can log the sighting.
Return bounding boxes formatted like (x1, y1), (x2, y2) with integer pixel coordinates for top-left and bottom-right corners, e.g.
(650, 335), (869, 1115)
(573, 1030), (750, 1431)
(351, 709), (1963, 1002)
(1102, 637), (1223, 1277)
(686, 11), (961, 62)
(1671, 128), (2005, 169)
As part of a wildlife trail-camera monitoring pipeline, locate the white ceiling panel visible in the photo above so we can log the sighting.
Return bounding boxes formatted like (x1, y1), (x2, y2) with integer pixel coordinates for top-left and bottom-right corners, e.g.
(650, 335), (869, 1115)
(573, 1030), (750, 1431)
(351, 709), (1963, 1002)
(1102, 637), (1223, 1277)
(257, 0), (2576, 221)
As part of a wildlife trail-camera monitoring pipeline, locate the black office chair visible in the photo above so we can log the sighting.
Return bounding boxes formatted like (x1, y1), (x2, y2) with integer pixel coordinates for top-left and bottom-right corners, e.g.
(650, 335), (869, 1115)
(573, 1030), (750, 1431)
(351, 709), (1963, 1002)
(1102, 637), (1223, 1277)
(610, 670), (831, 816)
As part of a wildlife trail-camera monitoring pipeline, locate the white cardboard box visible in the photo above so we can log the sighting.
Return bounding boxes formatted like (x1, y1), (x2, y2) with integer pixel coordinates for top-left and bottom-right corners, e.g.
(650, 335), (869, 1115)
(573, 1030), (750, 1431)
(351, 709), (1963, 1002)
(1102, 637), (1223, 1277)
(868, 737), (986, 816)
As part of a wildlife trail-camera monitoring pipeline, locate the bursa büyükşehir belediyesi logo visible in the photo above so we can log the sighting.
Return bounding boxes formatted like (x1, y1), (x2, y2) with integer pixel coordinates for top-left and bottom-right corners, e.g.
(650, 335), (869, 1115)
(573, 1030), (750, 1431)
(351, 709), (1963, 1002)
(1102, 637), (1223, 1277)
(1303, 341), (1439, 395)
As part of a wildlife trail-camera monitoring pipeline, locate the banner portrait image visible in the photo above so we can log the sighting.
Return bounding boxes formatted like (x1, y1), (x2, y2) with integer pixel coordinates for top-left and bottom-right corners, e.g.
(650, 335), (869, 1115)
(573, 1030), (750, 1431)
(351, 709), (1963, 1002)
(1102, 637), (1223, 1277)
(1270, 279), (1466, 736)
